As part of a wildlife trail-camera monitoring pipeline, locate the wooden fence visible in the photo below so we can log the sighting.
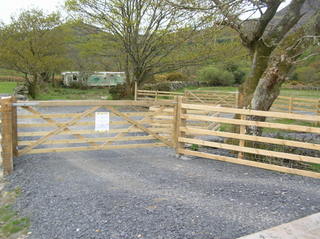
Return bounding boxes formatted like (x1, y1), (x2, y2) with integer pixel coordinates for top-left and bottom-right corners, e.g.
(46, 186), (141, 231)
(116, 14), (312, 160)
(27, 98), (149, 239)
(271, 96), (320, 115)
(1, 97), (320, 179)
(136, 89), (238, 107)
(136, 87), (319, 116)
(175, 100), (320, 179)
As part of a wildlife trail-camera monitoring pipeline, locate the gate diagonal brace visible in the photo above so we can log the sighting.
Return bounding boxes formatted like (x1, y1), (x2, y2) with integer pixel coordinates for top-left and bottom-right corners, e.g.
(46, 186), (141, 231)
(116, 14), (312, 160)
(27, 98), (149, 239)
(19, 106), (100, 156)
(21, 106), (99, 147)
(97, 106), (165, 149)
(106, 106), (172, 147)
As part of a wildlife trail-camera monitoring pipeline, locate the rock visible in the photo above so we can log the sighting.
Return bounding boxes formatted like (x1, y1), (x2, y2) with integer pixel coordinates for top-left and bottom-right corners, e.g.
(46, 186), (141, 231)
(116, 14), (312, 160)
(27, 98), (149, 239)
(180, 155), (193, 161)
(15, 94), (27, 100)
(14, 84), (29, 99)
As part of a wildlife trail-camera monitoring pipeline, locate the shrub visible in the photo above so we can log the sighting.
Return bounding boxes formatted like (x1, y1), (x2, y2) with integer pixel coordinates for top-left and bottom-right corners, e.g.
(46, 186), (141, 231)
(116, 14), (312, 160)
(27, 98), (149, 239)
(198, 66), (235, 86)
(69, 81), (88, 90)
(166, 72), (188, 81)
(225, 64), (248, 84)
(109, 84), (127, 100)
(154, 72), (188, 83)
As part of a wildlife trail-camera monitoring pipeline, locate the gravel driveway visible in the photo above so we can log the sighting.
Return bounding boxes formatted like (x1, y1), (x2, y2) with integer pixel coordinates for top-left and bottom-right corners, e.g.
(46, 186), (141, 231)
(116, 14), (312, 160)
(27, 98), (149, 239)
(6, 146), (320, 239)
(5, 105), (320, 239)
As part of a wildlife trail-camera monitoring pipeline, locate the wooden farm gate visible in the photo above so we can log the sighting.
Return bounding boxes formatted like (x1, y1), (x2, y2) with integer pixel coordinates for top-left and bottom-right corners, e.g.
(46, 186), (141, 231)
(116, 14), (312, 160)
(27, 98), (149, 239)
(2, 97), (320, 179)
(0, 98), (175, 174)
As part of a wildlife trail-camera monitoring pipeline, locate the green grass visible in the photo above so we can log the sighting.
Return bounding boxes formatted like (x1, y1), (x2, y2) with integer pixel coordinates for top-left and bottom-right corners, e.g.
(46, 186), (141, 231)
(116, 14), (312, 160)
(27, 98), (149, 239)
(178, 86), (320, 98)
(0, 68), (23, 77)
(0, 188), (29, 238)
(0, 82), (17, 94)
(35, 86), (112, 100)
(279, 88), (320, 98)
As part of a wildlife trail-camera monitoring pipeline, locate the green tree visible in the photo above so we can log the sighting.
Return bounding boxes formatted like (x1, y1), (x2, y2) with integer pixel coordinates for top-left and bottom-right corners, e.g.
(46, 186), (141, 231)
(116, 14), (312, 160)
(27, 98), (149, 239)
(63, 21), (123, 72)
(0, 9), (69, 98)
(198, 66), (235, 86)
(169, 0), (320, 134)
(66, 0), (218, 96)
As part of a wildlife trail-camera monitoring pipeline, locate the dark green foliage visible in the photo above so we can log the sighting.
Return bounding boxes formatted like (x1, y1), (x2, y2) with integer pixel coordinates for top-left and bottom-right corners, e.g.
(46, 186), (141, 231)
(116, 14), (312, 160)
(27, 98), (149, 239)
(166, 72), (189, 82)
(198, 66), (235, 86)
(109, 84), (128, 100)
(190, 144), (199, 151)
(69, 81), (89, 90)
(225, 63), (247, 85)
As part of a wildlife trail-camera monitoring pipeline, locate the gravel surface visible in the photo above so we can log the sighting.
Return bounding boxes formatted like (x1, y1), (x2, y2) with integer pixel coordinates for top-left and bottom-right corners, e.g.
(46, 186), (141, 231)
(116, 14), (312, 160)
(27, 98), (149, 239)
(7, 147), (320, 239)
(5, 105), (320, 239)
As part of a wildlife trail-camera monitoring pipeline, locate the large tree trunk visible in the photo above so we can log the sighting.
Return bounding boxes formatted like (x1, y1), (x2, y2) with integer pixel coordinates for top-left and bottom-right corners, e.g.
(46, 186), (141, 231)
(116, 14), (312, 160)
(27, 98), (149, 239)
(28, 74), (39, 99)
(247, 54), (293, 136)
(238, 41), (272, 108)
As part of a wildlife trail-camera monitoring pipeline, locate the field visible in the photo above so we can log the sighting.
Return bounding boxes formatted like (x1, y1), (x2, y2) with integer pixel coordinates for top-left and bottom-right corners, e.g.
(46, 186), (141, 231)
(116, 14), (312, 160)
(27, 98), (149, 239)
(35, 86), (112, 100)
(180, 86), (320, 98)
(1, 81), (319, 100)
(0, 82), (17, 94)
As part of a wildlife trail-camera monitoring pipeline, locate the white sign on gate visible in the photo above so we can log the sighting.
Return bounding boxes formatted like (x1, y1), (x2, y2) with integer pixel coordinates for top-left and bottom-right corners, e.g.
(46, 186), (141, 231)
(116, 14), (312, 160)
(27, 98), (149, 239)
(95, 112), (110, 132)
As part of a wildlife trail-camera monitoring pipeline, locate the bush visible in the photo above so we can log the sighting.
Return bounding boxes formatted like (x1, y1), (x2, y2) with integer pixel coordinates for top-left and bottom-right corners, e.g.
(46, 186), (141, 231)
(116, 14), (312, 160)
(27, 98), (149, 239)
(154, 72), (188, 83)
(225, 64), (248, 84)
(69, 81), (88, 90)
(109, 84), (127, 100)
(198, 66), (235, 86)
(166, 72), (188, 81)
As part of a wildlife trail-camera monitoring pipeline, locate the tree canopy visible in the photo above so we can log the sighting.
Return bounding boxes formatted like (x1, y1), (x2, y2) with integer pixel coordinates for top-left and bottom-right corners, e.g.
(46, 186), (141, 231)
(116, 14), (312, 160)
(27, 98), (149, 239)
(0, 9), (69, 98)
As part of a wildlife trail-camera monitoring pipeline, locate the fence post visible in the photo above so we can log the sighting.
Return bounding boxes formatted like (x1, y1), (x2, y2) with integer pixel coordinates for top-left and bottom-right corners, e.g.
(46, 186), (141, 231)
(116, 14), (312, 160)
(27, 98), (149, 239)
(134, 81), (138, 101)
(235, 92), (239, 108)
(289, 97), (293, 113)
(155, 90), (158, 101)
(184, 90), (188, 102)
(1, 97), (14, 175)
(174, 96), (186, 156)
(11, 97), (18, 157)
(238, 113), (246, 159)
(317, 99), (320, 126)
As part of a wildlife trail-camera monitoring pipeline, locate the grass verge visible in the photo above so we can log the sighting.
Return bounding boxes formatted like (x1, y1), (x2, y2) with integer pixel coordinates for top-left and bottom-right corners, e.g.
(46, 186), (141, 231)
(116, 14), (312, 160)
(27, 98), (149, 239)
(0, 82), (17, 94)
(0, 185), (29, 238)
(35, 86), (112, 100)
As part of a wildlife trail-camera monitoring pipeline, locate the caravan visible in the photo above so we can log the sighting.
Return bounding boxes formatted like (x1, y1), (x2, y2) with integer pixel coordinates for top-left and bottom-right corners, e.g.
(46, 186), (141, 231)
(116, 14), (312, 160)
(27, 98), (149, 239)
(62, 72), (125, 87)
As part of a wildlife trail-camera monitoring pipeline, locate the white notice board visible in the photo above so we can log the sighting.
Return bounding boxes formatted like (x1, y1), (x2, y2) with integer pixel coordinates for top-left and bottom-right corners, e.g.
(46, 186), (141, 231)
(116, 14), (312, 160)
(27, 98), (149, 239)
(95, 112), (110, 132)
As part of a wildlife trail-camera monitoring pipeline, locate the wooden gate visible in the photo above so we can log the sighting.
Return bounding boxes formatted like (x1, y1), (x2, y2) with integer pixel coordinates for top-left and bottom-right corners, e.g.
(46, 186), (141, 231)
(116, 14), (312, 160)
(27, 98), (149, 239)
(1, 98), (175, 174)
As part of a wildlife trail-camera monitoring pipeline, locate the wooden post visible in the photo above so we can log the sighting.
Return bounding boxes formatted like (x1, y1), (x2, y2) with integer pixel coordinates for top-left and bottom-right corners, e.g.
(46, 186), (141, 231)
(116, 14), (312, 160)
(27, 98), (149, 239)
(134, 81), (138, 101)
(238, 113), (246, 159)
(184, 90), (188, 102)
(1, 97), (14, 175)
(289, 97), (293, 113)
(155, 90), (158, 101)
(316, 99), (320, 126)
(174, 96), (186, 155)
(11, 97), (18, 157)
(235, 92), (239, 108)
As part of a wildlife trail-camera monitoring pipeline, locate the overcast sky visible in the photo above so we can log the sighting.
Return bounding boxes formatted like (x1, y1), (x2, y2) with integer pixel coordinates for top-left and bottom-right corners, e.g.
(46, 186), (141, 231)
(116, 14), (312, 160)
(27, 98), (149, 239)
(0, 0), (291, 24)
(0, 0), (64, 23)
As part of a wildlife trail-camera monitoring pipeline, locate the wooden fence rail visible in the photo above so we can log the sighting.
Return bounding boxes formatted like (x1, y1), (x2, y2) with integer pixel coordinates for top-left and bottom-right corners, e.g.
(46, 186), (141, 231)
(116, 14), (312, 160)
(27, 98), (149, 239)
(271, 96), (320, 115)
(135, 87), (320, 116)
(174, 98), (320, 179)
(136, 88), (238, 107)
(1, 97), (320, 179)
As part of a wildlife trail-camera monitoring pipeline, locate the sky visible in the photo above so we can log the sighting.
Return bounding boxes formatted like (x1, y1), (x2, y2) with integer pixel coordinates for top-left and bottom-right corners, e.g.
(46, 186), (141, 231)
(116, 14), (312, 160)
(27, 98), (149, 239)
(0, 0), (64, 23)
(0, 0), (291, 24)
